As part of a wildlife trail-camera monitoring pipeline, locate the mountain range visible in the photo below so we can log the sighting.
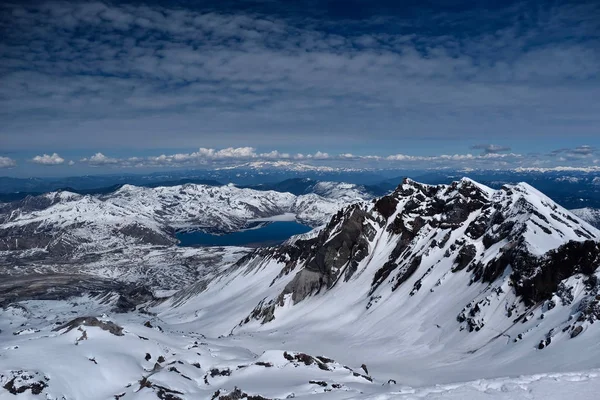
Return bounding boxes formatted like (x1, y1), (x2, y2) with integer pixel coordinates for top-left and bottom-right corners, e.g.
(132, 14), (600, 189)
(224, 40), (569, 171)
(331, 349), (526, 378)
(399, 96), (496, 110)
(3, 167), (600, 209)
(1, 177), (600, 399)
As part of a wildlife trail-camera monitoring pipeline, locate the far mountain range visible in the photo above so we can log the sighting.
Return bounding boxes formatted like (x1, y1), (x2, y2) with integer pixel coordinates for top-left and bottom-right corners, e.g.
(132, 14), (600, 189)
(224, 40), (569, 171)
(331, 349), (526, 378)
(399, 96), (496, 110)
(3, 164), (600, 209)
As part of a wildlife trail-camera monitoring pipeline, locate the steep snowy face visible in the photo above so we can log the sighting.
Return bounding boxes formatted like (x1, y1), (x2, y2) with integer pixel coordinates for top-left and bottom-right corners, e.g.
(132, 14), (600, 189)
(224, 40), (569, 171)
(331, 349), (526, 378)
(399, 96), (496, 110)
(166, 178), (600, 368)
(0, 183), (368, 256)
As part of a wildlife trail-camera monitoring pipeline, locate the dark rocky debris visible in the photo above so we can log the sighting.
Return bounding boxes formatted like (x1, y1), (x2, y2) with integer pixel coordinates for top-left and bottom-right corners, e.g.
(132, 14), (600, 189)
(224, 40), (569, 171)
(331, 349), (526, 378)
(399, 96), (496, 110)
(53, 316), (124, 336)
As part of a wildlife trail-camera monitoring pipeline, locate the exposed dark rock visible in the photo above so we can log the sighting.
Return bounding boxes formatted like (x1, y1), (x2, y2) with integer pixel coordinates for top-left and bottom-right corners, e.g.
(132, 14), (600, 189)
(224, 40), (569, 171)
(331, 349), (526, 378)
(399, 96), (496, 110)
(113, 286), (156, 313)
(213, 387), (272, 400)
(283, 352), (329, 370)
(209, 368), (231, 377)
(254, 361), (273, 367)
(571, 325), (584, 338)
(277, 205), (376, 305)
(453, 244), (477, 272)
(361, 363), (369, 375)
(513, 241), (600, 305)
(316, 356), (334, 363)
(352, 372), (373, 382)
(53, 316), (124, 336)
(2, 371), (48, 395)
(374, 196), (399, 219)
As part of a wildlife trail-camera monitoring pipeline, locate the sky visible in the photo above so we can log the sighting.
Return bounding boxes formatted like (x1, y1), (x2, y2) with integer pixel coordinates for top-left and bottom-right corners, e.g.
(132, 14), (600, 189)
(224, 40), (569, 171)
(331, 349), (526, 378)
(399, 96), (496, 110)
(1, 0), (599, 177)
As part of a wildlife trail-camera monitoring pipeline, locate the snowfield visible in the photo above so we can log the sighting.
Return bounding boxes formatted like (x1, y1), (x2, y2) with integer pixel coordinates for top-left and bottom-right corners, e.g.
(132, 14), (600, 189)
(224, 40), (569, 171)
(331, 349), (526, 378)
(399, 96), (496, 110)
(1, 296), (599, 400)
(1, 178), (600, 399)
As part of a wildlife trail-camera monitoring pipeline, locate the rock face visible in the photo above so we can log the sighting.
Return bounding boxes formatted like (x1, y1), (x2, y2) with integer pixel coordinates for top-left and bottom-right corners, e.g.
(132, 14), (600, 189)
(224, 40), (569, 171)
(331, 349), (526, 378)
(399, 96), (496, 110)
(282, 205), (377, 300)
(173, 178), (600, 350)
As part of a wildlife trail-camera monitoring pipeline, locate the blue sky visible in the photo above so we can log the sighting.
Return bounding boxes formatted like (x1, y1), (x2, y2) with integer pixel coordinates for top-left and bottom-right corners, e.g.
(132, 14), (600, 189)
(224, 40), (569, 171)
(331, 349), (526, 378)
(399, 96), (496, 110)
(1, 0), (599, 176)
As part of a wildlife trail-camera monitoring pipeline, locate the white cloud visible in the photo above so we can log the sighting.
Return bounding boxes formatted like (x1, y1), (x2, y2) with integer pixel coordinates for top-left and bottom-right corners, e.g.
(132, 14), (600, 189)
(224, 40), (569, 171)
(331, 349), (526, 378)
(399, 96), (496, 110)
(311, 151), (330, 160)
(31, 153), (65, 165)
(260, 150), (290, 159)
(0, 156), (17, 168)
(471, 144), (512, 154)
(386, 154), (424, 161)
(80, 152), (119, 165)
(70, 147), (531, 170)
(385, 152), (521, 162)
(203, 147), (257, 159)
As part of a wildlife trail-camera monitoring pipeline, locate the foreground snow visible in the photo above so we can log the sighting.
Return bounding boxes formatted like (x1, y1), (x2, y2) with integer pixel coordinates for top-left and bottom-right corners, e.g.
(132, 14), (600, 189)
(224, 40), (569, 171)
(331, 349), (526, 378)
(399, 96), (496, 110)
(1, 296), (599, 400)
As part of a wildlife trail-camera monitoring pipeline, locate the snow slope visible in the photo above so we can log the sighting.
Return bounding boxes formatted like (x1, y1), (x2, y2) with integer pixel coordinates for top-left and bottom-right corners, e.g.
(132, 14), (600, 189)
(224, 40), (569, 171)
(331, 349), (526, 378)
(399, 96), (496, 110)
(2, 295), (600, 399)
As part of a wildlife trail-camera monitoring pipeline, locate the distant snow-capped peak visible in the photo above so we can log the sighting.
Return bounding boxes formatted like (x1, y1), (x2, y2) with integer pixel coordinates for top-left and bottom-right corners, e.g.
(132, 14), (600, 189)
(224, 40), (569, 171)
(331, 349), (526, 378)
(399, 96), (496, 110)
(216, 160), (363, 172)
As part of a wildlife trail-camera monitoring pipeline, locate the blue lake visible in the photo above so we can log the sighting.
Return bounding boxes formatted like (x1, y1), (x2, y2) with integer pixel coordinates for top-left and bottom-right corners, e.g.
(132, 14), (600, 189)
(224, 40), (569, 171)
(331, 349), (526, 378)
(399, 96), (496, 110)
(176, 221), (312, 247)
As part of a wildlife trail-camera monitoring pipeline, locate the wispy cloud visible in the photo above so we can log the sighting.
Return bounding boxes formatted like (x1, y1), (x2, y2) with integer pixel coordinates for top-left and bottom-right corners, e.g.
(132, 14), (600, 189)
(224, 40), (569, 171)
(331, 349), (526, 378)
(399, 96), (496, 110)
(80, 152), (120, 166)
(471, 144), (512, 154)
(0, 156), (17, 168)
(550, 145), (597, 160)
(31, 153), (66, 165)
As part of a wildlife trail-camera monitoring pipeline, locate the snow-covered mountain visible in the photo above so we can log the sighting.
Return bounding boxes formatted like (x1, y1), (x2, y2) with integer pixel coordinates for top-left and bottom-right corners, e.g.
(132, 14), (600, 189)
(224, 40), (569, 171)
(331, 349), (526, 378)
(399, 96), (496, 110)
(0, 182), (372, 257)
(571, 207), (600, 229)
(159, 178), (600, 382)
(2, 178), (600, 399)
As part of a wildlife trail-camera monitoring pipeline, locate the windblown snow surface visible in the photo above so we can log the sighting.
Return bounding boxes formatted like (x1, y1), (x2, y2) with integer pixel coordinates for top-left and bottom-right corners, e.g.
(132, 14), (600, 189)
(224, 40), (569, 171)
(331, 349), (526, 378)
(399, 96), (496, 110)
(2, 179), (600, 399)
